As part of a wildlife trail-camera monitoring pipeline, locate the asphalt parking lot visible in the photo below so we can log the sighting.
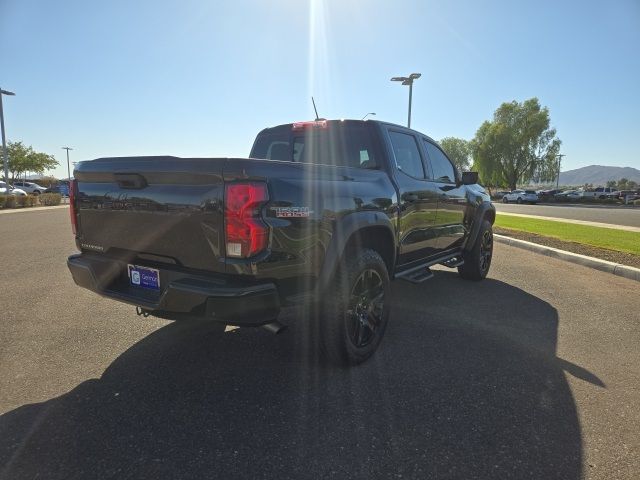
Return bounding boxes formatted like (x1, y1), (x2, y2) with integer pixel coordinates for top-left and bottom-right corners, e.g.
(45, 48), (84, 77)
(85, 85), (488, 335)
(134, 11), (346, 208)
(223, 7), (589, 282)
(1, 209), (639, 480)
(495, 203), (640, 227)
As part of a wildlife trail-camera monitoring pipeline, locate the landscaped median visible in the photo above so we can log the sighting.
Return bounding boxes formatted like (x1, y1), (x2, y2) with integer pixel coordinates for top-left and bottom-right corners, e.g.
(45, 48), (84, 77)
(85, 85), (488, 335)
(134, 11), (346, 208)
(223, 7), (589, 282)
(495, 213), (640, 268)
(0, 193), (62, 209)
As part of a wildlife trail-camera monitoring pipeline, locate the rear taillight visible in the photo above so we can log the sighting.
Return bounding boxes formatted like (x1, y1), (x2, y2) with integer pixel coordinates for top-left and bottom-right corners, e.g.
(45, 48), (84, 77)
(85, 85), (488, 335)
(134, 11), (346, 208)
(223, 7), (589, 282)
(69, 179), (78, 235)
(225, 183), (269, 258)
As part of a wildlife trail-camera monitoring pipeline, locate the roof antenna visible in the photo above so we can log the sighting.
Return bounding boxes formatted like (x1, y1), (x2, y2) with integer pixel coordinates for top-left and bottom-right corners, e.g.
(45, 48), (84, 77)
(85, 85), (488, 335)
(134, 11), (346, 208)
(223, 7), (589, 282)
(311, 97), (322, 121)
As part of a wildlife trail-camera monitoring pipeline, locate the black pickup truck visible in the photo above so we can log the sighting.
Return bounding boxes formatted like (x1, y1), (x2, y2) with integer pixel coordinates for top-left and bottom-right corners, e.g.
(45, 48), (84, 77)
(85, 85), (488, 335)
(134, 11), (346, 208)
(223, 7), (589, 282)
(67, 119), (495, 365)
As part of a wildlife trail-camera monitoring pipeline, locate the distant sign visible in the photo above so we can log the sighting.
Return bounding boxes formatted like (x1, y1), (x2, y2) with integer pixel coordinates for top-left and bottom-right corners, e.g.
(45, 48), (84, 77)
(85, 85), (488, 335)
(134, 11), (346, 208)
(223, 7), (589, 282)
(59, 184), (69, 196)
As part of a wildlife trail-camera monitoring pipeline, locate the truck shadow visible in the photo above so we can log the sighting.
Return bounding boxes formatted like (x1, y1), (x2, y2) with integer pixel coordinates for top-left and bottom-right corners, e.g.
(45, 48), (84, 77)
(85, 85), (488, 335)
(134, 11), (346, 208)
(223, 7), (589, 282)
(0, 272), (595, 479)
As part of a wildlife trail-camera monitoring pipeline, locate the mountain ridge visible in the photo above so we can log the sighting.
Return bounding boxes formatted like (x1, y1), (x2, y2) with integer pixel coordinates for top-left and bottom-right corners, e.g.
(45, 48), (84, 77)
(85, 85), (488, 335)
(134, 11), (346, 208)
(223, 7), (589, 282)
(558, 165), (640, 186)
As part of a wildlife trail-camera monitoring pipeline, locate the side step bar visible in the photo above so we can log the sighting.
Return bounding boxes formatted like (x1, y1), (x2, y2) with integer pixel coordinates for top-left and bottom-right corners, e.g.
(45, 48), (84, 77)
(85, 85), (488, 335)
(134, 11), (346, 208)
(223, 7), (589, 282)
(396, 252), (464, 283)
(396, 263), (435, 284)
(441, 257), (464, 268)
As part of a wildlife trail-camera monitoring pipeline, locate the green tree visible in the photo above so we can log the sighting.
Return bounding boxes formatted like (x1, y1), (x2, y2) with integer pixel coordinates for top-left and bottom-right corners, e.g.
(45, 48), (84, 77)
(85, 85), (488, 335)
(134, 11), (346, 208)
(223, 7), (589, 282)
(471, 121), (501, 190)
(471, 98), (561, 190)
(6, 142), (30, 180)
(606, 179), (617, 189)
(6, 141), (58, 181)
(616, 178), (637, 190)
(439, 137), (471, 172)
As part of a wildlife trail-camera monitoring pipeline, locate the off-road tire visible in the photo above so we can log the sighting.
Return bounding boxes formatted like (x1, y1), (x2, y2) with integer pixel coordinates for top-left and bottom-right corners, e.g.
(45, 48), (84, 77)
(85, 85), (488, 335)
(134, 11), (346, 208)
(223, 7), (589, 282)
(458, 220), (493, 281)
(320, 248), (390, 366)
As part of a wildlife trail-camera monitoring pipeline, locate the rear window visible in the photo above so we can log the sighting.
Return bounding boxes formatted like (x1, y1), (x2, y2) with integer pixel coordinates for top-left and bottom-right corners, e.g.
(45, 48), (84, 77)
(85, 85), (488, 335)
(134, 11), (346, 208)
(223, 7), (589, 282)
(525, 190), (537, 194)
(250, 122), (377, 168)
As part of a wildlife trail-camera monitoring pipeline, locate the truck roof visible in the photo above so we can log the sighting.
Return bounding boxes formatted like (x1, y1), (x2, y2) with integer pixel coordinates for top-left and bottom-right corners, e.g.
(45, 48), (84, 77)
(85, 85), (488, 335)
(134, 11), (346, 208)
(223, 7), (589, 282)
(257, 119), (438, 144)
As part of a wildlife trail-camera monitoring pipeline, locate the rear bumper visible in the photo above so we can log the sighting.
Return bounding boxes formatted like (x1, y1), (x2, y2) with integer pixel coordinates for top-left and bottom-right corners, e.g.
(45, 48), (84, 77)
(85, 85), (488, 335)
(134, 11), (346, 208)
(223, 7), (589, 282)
(67, 254), (280, 326)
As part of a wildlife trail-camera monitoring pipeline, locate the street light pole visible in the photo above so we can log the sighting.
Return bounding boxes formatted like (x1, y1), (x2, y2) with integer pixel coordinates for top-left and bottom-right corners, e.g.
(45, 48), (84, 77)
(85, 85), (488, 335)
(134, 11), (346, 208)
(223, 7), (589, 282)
(556, 153), (565, 189)
(361, 112), (376, 120)
(1, 88), (16, 189)
(62, 147), (73, 181)
(391, 73), (421, 128)
(407, 82), (413, 128)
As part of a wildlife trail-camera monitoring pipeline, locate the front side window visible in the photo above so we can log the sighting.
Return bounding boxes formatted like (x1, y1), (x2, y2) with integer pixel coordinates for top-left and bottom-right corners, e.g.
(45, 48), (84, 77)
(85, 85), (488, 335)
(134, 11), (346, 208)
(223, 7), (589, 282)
(423, 141), (456, 183)
(388, 131), (425, 179)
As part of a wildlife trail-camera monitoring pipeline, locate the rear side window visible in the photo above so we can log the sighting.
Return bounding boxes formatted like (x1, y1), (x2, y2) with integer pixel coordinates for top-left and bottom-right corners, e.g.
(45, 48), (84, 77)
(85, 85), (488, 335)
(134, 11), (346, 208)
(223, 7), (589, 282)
(388, 131), (425, 179)
(423, 141), (456, 183)
(251, 134), (291, 161)
(250, 123), (377, 168)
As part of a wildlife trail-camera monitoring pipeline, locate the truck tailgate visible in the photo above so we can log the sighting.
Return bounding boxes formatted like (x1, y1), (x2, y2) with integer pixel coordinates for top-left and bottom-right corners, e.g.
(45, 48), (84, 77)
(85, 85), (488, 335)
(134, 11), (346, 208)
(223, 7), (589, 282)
(74, 156), (226, 274)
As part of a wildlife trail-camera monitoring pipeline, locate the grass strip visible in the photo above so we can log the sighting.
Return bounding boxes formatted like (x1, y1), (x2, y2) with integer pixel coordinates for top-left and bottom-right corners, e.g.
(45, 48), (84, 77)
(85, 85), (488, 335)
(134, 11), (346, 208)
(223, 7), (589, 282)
(495, 214), (640, 256)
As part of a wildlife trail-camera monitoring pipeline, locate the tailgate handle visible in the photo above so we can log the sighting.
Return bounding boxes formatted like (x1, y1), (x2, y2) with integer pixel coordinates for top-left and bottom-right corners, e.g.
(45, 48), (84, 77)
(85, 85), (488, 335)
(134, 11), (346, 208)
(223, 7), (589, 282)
(114, 173), (147, 189)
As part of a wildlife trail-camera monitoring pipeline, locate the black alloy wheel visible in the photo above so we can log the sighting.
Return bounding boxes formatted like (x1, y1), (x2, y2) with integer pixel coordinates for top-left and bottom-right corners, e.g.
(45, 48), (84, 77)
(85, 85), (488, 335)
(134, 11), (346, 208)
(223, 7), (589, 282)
(320, 248), (391, 365)
(478, 228), (493, 275)
(346, 269), (385, 348)
(458, 219), (494, 281)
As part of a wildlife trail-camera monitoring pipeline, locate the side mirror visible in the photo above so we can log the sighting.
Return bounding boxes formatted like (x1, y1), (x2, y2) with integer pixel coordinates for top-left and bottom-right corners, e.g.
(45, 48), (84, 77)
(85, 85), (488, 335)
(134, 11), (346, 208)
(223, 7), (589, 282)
(461, 171), (479, 185)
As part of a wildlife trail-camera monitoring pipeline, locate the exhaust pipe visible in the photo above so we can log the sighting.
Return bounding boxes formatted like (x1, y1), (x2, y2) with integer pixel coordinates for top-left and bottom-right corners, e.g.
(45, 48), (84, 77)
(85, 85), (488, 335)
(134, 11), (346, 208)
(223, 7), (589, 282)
(262, 320), (287, 335)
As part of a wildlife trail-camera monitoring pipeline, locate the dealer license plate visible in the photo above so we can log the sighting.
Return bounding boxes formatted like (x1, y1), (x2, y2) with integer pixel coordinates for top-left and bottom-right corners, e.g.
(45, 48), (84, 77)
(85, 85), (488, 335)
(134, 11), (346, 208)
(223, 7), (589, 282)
(127, 264), (160, 290)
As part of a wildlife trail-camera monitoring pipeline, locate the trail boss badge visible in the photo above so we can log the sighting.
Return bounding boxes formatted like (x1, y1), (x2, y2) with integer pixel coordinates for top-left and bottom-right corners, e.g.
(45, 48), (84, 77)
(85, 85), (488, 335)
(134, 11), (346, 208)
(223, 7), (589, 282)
(271, 206), (313, 218)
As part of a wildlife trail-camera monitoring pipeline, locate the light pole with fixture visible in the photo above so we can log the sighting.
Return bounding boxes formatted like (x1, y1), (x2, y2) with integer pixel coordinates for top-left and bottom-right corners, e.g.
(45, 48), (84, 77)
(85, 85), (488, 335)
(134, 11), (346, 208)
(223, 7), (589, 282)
(556, 153), (565, 189)
(62, 147), (73, 181)
(1, 88), (16, 188)
(391, 73), (421, 128)
(361, 112), (376, 120)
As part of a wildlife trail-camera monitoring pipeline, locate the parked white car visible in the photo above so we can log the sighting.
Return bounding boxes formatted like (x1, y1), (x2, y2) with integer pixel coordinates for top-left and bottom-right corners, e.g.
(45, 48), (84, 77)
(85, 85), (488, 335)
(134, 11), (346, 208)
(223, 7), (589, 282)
(502, 189), (539, 204)
(582, 187), (619, 199)
(0, 181), (27, 196)
(13, 181), (47, 194)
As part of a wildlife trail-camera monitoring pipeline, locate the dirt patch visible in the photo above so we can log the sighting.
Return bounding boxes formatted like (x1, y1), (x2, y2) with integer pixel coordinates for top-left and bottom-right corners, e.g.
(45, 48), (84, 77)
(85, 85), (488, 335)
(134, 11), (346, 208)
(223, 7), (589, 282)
(494, 227), (640, 269)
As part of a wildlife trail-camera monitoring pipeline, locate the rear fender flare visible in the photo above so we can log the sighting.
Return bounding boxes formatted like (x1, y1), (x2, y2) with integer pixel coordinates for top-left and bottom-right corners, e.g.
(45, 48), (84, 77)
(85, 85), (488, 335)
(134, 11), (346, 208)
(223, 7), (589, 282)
(316, 211), (396, 293)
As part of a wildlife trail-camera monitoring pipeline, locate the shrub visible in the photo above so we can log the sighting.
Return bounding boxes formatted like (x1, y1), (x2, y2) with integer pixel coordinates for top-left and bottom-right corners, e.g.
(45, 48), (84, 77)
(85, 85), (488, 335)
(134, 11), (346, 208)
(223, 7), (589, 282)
(16, 195), (39, 207)
(39, 193), (62, 206)
(3, 195), (16, 208)
(634, 199), (640, 206)
(0, 195), (5, 208)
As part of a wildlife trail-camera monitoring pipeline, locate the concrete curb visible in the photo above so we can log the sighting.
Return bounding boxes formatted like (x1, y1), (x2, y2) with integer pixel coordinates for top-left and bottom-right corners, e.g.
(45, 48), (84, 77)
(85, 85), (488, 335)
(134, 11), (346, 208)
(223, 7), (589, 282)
(0, 204), (69, 215)
(494, 234), (640, 282)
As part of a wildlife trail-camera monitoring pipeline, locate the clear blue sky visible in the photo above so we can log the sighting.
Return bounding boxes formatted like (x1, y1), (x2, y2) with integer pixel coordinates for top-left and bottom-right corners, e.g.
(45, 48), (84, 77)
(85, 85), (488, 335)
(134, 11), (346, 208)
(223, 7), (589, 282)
(1, 0), (639, 178)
